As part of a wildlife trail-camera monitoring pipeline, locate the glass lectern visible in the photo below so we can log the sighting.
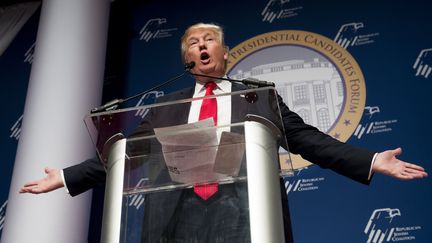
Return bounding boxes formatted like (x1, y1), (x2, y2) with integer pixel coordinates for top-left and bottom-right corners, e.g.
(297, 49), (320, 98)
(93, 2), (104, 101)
(84, 87), (293, 243)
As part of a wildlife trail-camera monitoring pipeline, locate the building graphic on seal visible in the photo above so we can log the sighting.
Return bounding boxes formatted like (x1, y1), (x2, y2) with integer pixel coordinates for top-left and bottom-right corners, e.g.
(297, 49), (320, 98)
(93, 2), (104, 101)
(230, 58), (343, 133)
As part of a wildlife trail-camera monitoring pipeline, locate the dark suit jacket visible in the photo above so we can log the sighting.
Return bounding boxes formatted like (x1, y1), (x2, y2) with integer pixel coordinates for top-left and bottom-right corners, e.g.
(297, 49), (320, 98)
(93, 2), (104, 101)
(63, 83), (375, 241)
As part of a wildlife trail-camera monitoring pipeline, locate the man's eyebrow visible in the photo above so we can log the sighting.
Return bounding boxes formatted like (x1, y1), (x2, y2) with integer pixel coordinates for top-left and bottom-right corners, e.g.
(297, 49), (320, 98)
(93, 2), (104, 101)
(203, 32), (215, 38)
(186, 31), (215, 43)
(187, 36), (198, 42)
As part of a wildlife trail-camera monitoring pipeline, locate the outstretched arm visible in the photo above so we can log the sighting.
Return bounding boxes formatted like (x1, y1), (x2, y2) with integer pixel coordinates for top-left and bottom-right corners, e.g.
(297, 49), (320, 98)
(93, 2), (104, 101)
(19, 158), (105, 197)
(19, 167), (64, 194)
(372, 148), (428, 180)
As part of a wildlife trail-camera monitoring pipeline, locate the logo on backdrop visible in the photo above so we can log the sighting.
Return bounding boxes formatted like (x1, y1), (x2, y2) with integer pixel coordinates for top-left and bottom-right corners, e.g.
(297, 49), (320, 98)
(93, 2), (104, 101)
(0, 200), (7, 232)
(261, 0), (303, 23)
(284, 168), (325, 195)
(127, 178), (147, 210)
(364, 208), (422, 242)
(354, 105), (398, 139)
(139, 18), (177, 42)
(134, 91), (164, 118)
(334, 22), (379, 49)
(10, 114), (23, 140)
(24, 42), (35, 64)
(226, 30), (366, 169)
(413, 48), (432, 78)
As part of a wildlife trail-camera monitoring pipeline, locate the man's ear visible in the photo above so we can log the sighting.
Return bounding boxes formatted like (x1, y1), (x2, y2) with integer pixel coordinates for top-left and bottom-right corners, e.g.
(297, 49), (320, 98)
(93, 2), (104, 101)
(183, 55), (191, 65)
(223, 46), (229, 61)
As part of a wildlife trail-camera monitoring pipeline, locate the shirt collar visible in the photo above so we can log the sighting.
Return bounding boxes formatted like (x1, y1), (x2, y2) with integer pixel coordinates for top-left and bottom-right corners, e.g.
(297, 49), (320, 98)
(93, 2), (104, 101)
(194, 75), (231, 96)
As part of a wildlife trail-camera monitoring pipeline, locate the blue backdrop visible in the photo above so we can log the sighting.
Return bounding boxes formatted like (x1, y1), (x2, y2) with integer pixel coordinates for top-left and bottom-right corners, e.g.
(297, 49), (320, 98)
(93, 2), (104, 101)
(1, 0), (431, 242)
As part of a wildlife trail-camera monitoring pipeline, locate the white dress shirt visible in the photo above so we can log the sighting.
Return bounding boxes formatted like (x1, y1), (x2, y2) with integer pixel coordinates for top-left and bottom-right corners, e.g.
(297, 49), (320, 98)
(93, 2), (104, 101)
(188, 79), (232, 135)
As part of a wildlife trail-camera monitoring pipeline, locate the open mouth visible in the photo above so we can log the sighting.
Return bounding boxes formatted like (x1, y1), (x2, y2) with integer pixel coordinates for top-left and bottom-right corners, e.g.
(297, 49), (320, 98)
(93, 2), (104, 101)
(200, 52), (210, 63)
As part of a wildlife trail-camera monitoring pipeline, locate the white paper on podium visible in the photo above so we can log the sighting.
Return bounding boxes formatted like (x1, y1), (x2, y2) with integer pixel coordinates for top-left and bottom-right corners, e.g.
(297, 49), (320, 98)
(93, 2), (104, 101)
(213, 131), (245, 176)
(154, 118), (245, 184)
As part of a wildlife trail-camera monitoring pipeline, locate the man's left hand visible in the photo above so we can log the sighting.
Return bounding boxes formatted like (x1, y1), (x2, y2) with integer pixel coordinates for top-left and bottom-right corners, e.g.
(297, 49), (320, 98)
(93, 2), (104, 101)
(373, 148), (428, 180)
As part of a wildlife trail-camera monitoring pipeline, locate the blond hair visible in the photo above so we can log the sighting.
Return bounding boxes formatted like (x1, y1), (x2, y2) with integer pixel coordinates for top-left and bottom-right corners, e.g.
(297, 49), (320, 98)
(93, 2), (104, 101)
(180, 23), (227, 64)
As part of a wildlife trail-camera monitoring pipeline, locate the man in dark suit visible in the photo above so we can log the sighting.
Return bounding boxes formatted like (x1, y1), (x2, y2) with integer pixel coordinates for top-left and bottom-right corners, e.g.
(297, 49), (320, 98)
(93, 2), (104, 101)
(20, 23), (427, 242)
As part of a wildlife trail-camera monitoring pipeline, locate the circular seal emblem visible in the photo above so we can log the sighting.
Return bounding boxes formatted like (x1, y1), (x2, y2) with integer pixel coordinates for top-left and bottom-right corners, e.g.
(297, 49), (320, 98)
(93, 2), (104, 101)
(226, 30), (366, 170)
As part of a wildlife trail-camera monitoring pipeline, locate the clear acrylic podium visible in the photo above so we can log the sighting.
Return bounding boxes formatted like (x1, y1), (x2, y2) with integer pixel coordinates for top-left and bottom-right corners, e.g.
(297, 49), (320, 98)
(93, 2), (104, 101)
(84, 87), (293, 243)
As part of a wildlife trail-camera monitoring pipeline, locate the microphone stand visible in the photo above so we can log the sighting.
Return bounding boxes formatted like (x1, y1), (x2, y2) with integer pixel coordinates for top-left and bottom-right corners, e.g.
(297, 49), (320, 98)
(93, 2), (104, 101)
(188, 72), (275, 88)
(91, 67), (193, 114)
(188, 71), (275, 104)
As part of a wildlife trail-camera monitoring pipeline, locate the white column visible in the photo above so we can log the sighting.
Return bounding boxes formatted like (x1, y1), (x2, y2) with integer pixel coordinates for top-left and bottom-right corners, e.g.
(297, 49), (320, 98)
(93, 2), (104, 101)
(1, 0), (110, 242)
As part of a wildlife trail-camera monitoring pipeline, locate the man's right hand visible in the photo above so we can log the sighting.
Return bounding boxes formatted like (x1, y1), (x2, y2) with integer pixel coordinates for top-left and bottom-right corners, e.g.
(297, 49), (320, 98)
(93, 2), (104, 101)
(19, 167), (64, 194)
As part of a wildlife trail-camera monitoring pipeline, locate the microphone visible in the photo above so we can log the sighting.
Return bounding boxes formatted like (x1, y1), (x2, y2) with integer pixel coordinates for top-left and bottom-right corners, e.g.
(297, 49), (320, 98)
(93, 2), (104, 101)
(184, 61), (195, 70)
(90, 62), (195, 113)
(241, 77), (275, 87)
(185, 61), (275, 87)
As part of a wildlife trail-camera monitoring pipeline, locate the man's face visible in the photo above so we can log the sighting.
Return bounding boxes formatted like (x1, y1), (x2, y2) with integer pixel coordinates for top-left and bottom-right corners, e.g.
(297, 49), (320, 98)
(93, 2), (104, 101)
(184, 28), (228, 79)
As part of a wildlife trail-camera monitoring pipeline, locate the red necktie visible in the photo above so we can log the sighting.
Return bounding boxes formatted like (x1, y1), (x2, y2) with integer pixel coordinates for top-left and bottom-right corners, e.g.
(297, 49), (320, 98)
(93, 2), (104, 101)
(194, 81), (218, 200)
(198, 81), (218, 125)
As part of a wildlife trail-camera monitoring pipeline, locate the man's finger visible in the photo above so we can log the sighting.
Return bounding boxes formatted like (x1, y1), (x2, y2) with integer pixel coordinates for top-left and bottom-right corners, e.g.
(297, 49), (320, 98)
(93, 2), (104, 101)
(392, 147), (402, 156)
(405, 162), (425, 171)
(22, 181), (39, 187)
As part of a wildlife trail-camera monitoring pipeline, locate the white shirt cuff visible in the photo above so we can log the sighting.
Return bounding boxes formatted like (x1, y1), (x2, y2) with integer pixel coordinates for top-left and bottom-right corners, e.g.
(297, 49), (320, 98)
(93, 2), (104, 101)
(368, 152), (379, 180)
(60, 169), (70, 194)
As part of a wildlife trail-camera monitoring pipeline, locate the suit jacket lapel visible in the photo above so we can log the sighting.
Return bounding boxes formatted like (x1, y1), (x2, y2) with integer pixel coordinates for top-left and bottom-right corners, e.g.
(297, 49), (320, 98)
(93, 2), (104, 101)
(156, 87), (194, 126)
(173, 87), (194, 125)
(231, 82), (249, 133)
(231, 82), (249, 123)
